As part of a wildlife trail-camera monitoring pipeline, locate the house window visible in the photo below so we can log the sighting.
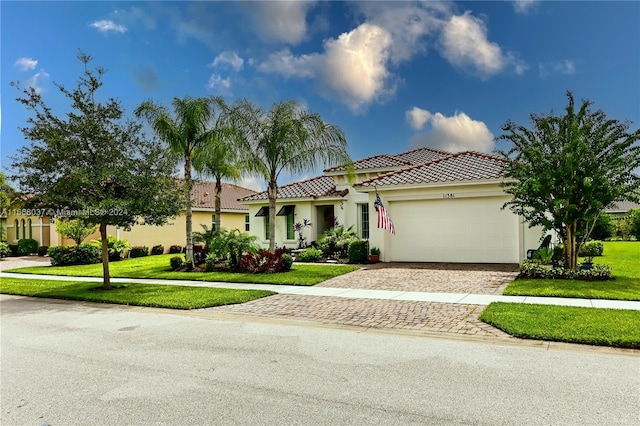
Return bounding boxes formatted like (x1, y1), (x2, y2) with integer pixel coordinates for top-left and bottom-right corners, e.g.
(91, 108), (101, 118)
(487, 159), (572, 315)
(265, 214), (270, 240)
(211, 214), (216, 231)
(15, 219), (19, 239)
(28, 219), (33, 239)
(359, 203), (370, 239)
(245, 215), (250, 232)
(276, 205), (295, 240)
(21, 219), (26, 240)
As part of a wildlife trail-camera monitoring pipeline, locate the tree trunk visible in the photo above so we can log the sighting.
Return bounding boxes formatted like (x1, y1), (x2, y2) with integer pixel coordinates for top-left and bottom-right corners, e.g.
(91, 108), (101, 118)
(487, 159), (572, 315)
(564, 221), (579, 270)
(268, 178), (277, 253)
(185, 155), (194, 263)
(100, 222), (111, 290)
(215, 178), (222, 232)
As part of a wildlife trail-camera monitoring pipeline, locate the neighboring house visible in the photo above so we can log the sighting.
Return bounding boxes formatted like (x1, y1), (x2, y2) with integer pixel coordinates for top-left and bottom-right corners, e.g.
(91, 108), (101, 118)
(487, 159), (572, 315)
(3, 181), (256, 252)
(605, 199), (640, 221)
(239, 147), (543, 263)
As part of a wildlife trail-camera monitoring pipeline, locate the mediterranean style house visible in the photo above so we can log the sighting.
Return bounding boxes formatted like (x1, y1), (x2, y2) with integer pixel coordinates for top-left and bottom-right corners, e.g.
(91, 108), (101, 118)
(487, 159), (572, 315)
(1, 181), (256, 252)
(239, 147), (543, 263)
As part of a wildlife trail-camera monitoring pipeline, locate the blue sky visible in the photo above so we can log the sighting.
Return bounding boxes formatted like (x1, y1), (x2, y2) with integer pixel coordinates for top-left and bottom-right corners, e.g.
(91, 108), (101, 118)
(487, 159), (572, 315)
(2, 1), (639, 191)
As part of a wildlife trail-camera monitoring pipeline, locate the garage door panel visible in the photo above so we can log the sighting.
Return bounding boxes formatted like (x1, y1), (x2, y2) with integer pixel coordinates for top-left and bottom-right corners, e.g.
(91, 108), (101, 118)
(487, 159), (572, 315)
(390, 197), (518, 263)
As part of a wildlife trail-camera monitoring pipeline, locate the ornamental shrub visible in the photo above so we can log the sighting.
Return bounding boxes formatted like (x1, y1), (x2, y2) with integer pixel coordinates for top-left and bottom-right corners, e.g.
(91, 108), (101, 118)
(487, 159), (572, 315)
(280, 253), (293, 271)
(239, 250), (287, 273)
(518, 260), (611, 281)
(17, 238), (38, 255)
(169, 256), (184, 270)
(579, 241), (604, 257)
(295, 247), (323, 262)
(129, 246), (149, 258)
(151, 244), (165, 255)
(37, 245), (49, 256)
(0, 242), (10, 258)
(347, 240), (368, 263)
(169, 245), (182, 254)
(48, 244), (101, 266)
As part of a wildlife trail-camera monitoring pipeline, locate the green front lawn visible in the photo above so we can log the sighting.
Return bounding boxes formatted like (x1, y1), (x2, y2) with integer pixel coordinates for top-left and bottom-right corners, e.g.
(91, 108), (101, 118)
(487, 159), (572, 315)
(480, 302), (640, 349)
(504, 241), (640, 300)
(5, 254), (360, 286)
(0, 277), (275, 309)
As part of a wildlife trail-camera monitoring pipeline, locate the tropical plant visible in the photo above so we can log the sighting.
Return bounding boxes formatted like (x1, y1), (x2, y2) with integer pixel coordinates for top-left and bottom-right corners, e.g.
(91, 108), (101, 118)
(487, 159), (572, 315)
(295, 247), (323, 262)
(56, 218), (98, 245)
(294, 219), (313, 249)
(193, 224), (219, 251)
(11, 52), (183, 289)
(370, 246), (381, 256)
(533, 247), (554, 265)
(318, 225), (358, 259)
(135, 96), (225, 262)
(496, 91), (640, 270)
(207, 228), (259, 270)
(226, 99), (353, 252)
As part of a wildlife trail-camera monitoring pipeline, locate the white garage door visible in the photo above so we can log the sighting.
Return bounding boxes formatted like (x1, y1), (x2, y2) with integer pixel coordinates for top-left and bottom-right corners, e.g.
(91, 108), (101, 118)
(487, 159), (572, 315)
(389, 197), (519, 263)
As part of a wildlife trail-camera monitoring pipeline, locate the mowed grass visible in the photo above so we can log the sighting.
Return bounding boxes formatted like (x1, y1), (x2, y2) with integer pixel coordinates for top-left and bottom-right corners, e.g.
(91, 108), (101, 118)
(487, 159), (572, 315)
(480, 302), (640, 349)
(0, 277), (275, 309)
(503, 241), (640, 300)
(5, 254), (360, 286)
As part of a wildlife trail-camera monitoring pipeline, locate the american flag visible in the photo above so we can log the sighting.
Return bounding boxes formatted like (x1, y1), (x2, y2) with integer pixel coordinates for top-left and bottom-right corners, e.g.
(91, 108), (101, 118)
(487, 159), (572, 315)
(374, 191), (395, 235)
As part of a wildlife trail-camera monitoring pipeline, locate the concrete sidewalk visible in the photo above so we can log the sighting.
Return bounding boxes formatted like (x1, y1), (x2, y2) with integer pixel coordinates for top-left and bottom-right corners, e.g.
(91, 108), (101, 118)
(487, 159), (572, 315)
(2, 272), (638, 311)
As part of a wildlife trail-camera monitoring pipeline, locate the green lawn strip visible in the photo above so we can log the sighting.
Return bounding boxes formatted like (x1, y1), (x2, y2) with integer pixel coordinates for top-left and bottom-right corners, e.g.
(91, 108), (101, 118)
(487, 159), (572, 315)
(5, 254), (360, 286)
(0, 277), (275, 309)
(503, 241), (640, 301)
(480, 302), (640, 349)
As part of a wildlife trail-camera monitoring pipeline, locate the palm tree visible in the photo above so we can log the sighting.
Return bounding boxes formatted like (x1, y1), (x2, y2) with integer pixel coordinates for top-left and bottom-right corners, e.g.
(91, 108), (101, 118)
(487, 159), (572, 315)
(135, 96), (224, 262)
(192, 101), (243, 233)
(228, 99), (353, 252)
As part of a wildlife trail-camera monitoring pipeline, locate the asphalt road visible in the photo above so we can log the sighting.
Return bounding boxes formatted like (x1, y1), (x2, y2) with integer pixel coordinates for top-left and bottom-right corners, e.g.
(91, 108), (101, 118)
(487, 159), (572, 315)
(1, 295), (638, 425)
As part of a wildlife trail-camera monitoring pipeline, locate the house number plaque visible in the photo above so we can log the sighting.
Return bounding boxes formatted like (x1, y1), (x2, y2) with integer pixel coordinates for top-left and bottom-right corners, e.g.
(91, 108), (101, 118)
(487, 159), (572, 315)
(443, 193), (455, 198)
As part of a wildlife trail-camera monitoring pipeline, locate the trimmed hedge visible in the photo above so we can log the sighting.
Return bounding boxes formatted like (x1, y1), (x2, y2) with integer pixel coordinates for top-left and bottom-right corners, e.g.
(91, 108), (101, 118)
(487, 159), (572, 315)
(151, 244), (165, 255)
(169, 256), (184, 270)
(347, 240), (368, 263)
(17, 238), (38, 255)
(295, 247), (323, 262)
(579, 240), (604, 257)
(37, 245), (49, 256)
(49, 244), (102, 266)
(129, 246), (149, 258)
(519, 260), (612, 281)
(169, 245), (182, 254)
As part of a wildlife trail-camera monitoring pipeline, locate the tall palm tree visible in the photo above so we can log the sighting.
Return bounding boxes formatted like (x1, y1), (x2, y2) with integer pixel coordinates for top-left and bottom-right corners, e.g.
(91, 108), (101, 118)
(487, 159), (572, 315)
(135, 96), (224, 262)
(192, 103), (243, 233)
(228, 99), (353, 252)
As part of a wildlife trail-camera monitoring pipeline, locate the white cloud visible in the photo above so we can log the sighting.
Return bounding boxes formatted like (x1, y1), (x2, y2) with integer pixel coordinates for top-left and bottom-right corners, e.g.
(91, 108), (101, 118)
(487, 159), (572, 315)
(406, 107), (432, 131)
(235, 176), (264, 193)
(408, 110), (495, 153)
(249, 1), (315, 44)
(90, 19), (127, 34)
(206, 74), (231, 90)
(26, 69), (50, 94)
(539, 59), (576, 78)
(513, 0), (539, 15)
(15, 57), (38, 71)
(439, 12), (512, 79)
(211, 51), (244, 72)
(258, 49), (316, 78)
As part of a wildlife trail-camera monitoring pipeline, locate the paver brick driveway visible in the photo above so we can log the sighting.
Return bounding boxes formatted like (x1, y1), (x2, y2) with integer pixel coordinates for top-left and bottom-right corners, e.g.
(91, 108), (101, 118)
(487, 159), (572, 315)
(215, 263), (519, 338)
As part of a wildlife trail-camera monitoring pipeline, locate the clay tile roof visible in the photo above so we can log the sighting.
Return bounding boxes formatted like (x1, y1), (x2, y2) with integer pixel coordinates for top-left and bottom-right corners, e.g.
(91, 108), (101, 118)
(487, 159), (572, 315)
(192, 181), (257, 210)
(393, 146), (452, 164)
(606, 199), (640, 213)
(324, 154), (413, 172)
(239, 175), (348, 201)
(355, 151), (506, 188)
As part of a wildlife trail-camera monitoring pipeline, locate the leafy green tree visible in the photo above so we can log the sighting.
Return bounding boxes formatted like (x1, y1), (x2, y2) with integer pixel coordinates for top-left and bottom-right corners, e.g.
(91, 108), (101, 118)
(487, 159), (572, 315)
(55, 218), (98, 245)
(227, 99), (353, 252)
(497, 92), (640, 269)
(628, 208), (640, 239)
(10, 52), (183, 289)
(0, 172), (17, 241)
(135, 96), (224, 263)
(585, 212), (615, 241)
